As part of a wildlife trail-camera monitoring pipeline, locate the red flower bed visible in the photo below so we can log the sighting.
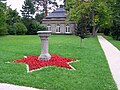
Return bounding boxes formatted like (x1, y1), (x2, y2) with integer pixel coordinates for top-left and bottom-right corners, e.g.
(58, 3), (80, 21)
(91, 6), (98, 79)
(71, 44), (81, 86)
(12, 54), (76, 72)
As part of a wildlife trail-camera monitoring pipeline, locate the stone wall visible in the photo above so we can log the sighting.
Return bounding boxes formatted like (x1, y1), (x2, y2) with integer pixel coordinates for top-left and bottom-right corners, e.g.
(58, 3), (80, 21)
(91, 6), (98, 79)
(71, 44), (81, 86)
(42, 18), (75, 34)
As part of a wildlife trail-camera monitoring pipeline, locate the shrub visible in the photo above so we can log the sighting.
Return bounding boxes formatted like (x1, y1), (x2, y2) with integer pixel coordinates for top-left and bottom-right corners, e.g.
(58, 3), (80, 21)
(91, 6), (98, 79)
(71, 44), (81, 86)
(14, 22), (27, 35)
(0, 2), (8, 35)
(37, 24), (47, 31)
(110, 21), (120, 41)
(111, 28), (120, 41)
(103, 28), (110, 36)
(31, 20), (47, 31)
(27, 20), (47, 35)
(0, 15), (8, 35)
(0, 25), (8, 35)
(7, 25), (16, 35)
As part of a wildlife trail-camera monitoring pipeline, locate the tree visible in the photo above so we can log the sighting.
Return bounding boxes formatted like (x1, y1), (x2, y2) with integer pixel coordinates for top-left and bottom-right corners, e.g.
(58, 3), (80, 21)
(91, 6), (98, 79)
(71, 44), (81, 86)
(13, 22), (27, 35)
(0, 1), (7, 35)
(90, 0), (113, 37)
(29, 20), (47, 34)
(0, 0), (6, 1)
(65, 0), (113, 37)
(32, 0), (58, 16)
(35, 13), (44, 23)
(21, 18), (32, 34)
(111, 0), (120, 40)
(6, 8), (22, 35)
(21, 0), (35, 19)
(20, 0), (59, 35)
(6, 8), (21, 25)
(20, 0), (36, 35)
(77, 19), (89, 47)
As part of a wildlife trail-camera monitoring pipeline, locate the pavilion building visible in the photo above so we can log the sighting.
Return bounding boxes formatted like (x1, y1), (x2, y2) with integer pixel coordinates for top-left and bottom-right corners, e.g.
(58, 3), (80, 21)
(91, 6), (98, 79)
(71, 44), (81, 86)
(42, 6), (75, 34)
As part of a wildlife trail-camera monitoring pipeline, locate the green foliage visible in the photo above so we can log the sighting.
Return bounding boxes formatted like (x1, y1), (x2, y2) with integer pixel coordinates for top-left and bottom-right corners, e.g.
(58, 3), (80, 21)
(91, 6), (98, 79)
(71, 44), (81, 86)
(110, 0), (120, 40)
(7, 25), (16, 35)
(0, 0), (6, 1)
(23, 19), (47, 35)
(76, 20), (90, 47)
(20, 0), (58, 35)
(103, 28), (110, 36)
(6, 7), (22, 35)
(65, 0), (113, 37)
(0, 2), (7, 35)
(31, 20), (47, 31)
(35, 13), (44, 23)
(0, 25), (7, 35)
(111, 26), (120, 40)
(13, 22), (27, 35)
(21, 0), (58, 18)
(30, 20), (40, 32)
(29, 20), (47, 35)
(21, 0), (35, 19)
(33, 0), (58, 16)
(92, 1), (113, 27)
(21, 18), (32, 35)
(65, 0), (90, 23)
(6, 8), (21, 25)
(76, 20), (89, 39)
(33, 23), (47, 31)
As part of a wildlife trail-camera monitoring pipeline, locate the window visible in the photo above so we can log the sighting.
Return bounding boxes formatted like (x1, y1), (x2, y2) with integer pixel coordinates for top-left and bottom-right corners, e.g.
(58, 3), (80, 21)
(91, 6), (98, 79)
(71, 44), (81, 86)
(56, 24), (60, 33)
(66, 25), (70, 33)
(47, 24), (51, 31)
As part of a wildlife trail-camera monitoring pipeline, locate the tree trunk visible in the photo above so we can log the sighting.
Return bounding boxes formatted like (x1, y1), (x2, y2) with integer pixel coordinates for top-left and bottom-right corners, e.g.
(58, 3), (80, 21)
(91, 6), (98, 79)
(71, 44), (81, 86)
(43, 0), (48, 16)
(91, 7), (96, 37)
(92, 26), (96, 37)
(92, 26), (99, 37)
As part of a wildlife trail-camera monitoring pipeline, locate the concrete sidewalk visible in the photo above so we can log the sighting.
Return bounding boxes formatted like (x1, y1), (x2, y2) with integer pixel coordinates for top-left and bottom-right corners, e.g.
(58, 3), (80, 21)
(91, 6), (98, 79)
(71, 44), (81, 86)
(0, 83), (41, 90)
(98, 36), (120, 90)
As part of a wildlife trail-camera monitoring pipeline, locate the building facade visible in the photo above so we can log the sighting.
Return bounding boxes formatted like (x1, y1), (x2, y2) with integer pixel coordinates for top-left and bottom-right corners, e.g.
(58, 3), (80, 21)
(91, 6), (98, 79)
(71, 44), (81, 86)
(42, 7), (75, 34)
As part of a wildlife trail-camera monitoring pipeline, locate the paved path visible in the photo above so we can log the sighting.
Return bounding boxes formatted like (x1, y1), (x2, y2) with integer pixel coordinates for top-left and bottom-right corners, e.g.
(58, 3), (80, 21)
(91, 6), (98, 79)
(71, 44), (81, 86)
(0, 83), (41, 90)
(98, 36), (120, 90)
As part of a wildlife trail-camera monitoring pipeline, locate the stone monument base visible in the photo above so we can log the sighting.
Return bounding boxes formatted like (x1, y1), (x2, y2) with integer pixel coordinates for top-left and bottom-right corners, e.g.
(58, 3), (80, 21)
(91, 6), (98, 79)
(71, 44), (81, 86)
(38, 53), (51, 60)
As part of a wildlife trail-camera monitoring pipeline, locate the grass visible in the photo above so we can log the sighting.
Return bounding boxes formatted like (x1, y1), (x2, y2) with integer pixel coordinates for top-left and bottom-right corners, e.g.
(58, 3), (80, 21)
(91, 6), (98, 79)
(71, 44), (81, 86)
(104, 36), (120, 50)
(0, 35), (117, 90)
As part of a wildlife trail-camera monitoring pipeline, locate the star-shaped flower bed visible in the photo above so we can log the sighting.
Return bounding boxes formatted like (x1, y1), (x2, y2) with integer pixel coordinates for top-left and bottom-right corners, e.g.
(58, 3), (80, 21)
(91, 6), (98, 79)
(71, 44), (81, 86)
(12, 54), (76, 72)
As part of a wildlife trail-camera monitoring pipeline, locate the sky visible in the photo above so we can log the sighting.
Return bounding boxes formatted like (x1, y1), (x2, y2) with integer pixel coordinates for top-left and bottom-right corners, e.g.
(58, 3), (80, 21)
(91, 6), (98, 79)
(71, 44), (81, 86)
(6, 0), (64, 15)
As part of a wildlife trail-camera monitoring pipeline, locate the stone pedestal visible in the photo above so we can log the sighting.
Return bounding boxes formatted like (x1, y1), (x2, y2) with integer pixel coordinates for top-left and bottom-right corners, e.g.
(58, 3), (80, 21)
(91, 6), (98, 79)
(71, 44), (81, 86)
(37, 31), (52, 60)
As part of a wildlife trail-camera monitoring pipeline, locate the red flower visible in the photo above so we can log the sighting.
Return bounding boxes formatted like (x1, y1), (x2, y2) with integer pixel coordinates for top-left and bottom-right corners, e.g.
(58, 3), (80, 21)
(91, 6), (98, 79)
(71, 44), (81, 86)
(12, 54), (76, 72)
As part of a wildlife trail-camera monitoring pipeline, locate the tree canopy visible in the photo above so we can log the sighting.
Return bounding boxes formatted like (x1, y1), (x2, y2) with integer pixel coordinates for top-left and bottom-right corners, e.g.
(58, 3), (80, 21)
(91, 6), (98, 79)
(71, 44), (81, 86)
(110, 0), (120, 40)
(32, 0), (58, 16)
(0, 1), (7, 35)
(21, 0), (35, 19)
(65, 0), (113, 37)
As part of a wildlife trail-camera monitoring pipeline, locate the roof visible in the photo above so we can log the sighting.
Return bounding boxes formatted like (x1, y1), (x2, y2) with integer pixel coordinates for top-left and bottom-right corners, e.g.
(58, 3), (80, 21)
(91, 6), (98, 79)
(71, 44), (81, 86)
(45, 8), (67, 19)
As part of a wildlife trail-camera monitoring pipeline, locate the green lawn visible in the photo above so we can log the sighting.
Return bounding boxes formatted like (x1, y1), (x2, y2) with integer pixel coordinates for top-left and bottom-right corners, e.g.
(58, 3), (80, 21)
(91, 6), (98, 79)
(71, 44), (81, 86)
(105, 36), (120, 50)
(0, 35), (117, 90)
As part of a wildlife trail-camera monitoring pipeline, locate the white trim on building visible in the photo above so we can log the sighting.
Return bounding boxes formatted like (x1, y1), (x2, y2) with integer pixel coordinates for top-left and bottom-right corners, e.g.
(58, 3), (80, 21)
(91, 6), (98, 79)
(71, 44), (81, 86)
(47, 24), (51, 31)
(56, 24), (60, 33)
(65, 25), (71, 33)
